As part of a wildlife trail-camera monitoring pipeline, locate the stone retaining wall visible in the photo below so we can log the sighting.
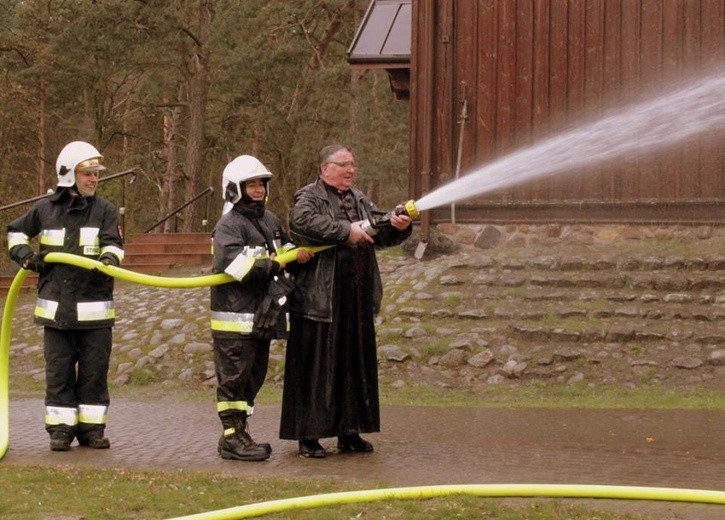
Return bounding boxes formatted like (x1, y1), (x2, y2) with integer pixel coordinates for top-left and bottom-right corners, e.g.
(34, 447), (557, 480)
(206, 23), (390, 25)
(435, 223), (724, 249)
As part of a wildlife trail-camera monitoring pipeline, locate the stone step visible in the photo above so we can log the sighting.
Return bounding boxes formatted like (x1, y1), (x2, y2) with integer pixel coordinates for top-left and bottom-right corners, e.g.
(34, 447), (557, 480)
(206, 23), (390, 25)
(473, 288), (722, 305)
(448, 255), (725, 272)
(126, 232), (210, 244)
(122, 232), (212, 270)
(124, 242), (211, 255)
(123, 252), (211, 266)
(398, 303), (725, 323)
(507, 322), (725, 345)
(379, 250), (725, 388)
(450, 272), (725, 291)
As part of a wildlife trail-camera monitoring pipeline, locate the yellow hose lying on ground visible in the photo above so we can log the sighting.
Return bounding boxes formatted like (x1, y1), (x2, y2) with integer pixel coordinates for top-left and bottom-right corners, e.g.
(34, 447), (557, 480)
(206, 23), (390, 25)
(167, 484), (725, 520)
(0, 247), (328, 460)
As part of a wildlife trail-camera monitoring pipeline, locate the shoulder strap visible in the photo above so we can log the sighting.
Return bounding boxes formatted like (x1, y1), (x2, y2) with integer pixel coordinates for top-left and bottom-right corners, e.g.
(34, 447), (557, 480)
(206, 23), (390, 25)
(241, 213), (278, 254)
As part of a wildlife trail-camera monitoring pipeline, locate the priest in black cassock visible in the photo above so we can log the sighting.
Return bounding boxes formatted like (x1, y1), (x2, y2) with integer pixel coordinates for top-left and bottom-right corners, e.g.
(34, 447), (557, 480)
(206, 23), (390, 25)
(280, 144), (412, 458)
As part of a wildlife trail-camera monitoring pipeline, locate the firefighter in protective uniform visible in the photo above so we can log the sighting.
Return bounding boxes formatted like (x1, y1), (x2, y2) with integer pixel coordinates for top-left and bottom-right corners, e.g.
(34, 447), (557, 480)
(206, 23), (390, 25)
(210, 155), (312, 461)
(7, 141), (124, 451)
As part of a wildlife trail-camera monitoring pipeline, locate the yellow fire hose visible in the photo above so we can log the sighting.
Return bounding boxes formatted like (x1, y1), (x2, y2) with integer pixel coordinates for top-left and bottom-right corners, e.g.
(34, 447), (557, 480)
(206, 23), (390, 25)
(2, 250), (723, 518)
(166, 484), (725, 519)
(0, 266), (30, 461)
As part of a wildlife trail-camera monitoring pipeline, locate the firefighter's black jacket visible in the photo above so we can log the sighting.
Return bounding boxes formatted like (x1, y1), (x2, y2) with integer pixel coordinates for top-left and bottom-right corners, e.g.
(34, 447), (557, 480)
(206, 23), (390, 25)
(210, 201), (291, 340)
(6, 188), (124, 329)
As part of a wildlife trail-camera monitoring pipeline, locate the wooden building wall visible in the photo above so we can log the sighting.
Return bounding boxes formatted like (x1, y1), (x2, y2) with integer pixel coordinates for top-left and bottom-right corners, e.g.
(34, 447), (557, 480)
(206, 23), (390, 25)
(410, 0), (724, 224)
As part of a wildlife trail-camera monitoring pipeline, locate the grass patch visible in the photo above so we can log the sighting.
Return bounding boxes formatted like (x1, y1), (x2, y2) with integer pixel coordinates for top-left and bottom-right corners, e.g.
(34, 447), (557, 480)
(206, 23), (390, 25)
(541, 311), (558, 327)
(0, 465), (653, 520)
(599, 235), (725, 257)
(415, 340), (450, 358)
(443, 292), (463, 306)
(378, 245), (408, 260)
(14, 378), (721, 410)
(378, 381), (725, 409)
(129, 368), (156, 386)
(629, 344), (645, 356)
(500, 286), (528, 299)
(636, 367), (659, 385)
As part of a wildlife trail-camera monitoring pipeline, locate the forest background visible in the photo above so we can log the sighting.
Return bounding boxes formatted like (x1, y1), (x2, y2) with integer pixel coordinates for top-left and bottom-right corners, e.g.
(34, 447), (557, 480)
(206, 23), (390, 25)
(0, 0), (408, 258)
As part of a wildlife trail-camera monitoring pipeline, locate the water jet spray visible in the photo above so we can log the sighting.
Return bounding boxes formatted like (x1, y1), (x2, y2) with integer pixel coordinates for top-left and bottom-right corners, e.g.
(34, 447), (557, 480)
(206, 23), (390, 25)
(414, 72), (723, 215)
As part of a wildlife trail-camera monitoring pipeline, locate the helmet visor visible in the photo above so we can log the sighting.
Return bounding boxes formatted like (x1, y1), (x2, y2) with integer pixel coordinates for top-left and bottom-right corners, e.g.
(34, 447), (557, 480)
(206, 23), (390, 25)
(76, 158), (106, 173)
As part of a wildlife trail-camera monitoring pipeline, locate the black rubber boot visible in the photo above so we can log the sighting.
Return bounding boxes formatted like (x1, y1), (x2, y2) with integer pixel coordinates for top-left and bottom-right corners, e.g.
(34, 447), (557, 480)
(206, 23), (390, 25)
(239, 413), (272, 455)
(217, 412), (269, 461)
(49, 431), (72, 451)
(78, 431), (111, 449)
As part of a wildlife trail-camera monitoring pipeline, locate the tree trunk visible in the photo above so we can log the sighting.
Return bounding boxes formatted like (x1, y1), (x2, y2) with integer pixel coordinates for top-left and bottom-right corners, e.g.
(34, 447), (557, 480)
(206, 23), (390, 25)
(182, 0), (213, 232)
(160, 94), (185, 233)
(38, 75), (47, 195)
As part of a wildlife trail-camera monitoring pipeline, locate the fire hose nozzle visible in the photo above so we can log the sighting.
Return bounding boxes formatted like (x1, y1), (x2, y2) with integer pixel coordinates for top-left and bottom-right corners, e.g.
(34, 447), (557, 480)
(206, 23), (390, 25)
(398, 200), (420, 219)
(357, 200), (420, 236)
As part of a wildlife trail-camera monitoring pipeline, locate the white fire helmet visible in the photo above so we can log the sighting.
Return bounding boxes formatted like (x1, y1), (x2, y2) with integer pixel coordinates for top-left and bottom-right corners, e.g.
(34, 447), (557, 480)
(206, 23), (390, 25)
(55, 141), (106, 188)
(221, 155), (272, 214)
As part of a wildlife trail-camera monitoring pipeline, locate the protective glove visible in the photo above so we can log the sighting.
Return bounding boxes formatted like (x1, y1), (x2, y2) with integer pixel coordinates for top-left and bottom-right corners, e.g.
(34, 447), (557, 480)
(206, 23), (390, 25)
(253, 275), (295, 335)
(267, 273), (295, 302)
(99, 253), (119, 267)
(22, 252), (46, 273)
(254, 294), (276, 333)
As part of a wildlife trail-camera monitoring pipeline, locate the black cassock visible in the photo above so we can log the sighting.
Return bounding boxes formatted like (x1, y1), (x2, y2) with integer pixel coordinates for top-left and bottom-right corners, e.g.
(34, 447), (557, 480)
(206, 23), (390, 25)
(279, 242), (380, 440)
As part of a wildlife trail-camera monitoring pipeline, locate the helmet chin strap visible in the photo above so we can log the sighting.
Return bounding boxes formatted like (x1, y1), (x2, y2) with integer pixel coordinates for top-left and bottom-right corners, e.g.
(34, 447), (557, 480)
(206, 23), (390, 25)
(241, 192), (263, 205)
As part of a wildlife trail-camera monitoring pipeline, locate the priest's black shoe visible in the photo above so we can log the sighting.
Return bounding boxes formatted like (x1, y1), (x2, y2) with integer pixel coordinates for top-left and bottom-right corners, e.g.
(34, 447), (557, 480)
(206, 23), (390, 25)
(337, 434), (373, 453)
(298, 438), (326, 458)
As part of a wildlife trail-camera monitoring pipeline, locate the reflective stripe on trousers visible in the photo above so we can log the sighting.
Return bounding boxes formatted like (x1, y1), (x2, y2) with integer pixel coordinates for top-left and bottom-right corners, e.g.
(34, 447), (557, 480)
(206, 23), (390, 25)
(78, 404), (108, 425)
(210, 311), (255, 334)
(217, 400), (254, 415)
(45, 406), (78, 427)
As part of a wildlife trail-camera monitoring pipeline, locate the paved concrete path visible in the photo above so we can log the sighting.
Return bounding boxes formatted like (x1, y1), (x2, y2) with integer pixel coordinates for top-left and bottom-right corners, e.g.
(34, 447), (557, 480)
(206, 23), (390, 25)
(4, 399), (725, 519)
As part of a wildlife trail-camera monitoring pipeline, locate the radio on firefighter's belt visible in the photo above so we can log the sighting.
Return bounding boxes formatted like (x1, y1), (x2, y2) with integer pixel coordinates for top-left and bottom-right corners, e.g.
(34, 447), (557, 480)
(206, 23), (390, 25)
(356, 200), (419, 236)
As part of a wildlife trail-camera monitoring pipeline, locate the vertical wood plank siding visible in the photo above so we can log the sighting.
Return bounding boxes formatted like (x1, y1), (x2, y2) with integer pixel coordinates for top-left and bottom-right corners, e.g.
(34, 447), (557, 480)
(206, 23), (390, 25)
(410, 0), (724, 223)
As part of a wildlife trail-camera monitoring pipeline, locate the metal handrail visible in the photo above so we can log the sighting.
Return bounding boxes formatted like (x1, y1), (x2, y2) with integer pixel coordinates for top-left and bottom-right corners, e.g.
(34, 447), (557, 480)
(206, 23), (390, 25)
(144, 186), (214, 233)
(0, 168), (138, 213)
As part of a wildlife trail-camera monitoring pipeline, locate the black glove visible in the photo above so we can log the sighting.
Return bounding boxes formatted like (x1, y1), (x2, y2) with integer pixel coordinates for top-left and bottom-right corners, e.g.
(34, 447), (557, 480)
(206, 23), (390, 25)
(22, 252), (46, 273)
(253, 294), (276, 333)
(99, 253), (119, 267)
(253, 275), (295, 335)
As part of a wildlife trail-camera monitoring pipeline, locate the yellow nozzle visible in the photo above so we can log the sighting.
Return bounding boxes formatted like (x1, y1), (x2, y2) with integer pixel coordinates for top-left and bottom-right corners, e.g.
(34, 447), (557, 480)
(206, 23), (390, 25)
(403, 200), (420, 218)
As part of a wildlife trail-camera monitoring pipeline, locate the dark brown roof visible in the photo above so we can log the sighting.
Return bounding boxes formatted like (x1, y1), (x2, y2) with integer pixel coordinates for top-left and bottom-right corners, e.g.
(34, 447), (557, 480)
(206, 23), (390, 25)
(347, 0), (411, 68)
